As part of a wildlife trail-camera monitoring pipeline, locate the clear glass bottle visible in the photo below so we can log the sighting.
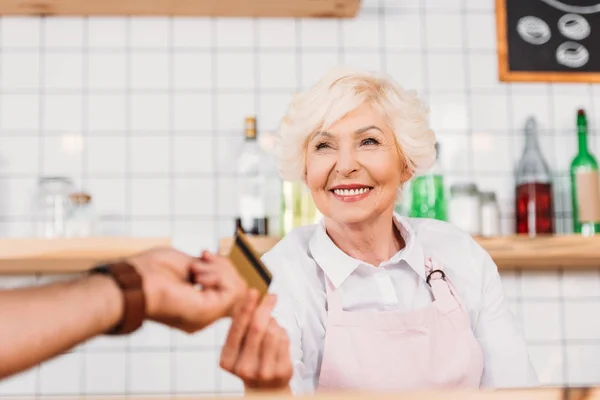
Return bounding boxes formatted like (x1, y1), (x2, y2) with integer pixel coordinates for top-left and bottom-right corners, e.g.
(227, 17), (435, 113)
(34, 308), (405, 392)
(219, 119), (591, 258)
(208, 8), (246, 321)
(32, 176), (74, 238)
(515, 116), (555, 236)
(66, 192), (96, 237)
(570, 109), (600, 236)
(407, 142), (448, 221)
(235, 116), (269, 235)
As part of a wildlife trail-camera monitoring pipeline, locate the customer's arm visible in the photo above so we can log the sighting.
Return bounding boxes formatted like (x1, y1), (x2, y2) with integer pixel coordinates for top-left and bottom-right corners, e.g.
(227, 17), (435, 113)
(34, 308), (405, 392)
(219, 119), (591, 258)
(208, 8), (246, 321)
(0, 248), (246, 380)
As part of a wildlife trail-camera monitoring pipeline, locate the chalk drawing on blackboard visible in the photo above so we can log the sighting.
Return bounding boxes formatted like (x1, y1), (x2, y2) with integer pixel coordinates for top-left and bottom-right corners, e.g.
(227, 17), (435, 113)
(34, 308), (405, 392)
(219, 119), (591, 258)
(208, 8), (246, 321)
(517, 16), (551, 44)
(556, 41), (590, 67)
(558, 13), (591, 39)
(540, 0), (600, 14)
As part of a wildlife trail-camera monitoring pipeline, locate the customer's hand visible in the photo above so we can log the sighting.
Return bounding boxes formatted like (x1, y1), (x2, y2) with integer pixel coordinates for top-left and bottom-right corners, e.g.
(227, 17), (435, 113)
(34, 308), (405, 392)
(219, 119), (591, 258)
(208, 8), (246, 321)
(126, 247), (247, 333)
(219, 289), (293, 391)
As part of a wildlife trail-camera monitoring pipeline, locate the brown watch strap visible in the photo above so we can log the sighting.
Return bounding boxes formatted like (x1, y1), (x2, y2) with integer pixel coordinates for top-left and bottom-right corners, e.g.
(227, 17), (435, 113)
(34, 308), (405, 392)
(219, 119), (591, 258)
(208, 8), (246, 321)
(92, 261), (146, 335)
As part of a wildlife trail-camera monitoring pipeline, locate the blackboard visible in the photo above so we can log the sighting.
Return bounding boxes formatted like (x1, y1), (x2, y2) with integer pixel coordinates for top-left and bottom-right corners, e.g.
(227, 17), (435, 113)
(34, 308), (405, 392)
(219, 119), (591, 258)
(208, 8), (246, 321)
(496, 0), (600, 82)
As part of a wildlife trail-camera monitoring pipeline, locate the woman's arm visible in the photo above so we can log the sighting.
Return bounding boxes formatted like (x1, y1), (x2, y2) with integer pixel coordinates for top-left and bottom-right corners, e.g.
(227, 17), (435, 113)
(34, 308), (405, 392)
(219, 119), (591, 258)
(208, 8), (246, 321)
(470, 239), (539, 388)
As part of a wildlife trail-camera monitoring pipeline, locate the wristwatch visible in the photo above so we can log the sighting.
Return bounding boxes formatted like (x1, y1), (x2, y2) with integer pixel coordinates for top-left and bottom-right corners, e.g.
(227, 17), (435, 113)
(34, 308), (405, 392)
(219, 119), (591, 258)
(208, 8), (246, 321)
(90, 261), (146, 335)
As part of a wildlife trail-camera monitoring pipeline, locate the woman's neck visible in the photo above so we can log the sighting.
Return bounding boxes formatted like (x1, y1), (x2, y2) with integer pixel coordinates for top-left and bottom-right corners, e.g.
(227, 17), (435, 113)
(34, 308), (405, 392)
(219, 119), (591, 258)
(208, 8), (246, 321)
(324, 207), (405, 267)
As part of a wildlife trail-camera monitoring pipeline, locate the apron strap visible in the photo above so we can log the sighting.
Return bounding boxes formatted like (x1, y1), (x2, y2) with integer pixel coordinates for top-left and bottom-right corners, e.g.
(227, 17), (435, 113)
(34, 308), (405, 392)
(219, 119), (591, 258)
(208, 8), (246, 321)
(324, 274), (344, 315)
(424, 257), (464, 309)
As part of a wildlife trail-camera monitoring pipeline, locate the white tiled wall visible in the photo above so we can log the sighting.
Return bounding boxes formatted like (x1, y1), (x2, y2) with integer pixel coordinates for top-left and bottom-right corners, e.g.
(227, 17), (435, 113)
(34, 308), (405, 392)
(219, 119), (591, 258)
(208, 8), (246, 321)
(1, 0), (600, 396)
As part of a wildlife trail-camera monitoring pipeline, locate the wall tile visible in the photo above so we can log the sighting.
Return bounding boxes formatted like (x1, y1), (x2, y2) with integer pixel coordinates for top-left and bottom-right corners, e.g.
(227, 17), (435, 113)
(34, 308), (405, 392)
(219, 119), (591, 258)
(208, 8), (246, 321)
(0, 136), (40, 174)
(174, 351), (218, 394)
(129, 352), (171, 393)
(567, 345), (600, 386)
(257, 19), (297, 48)
(383, 13), (422, 50)
(130, 18), (170, 49)
(1, 53), (40, 90)
(173, 18), (212, 49)
(1, 94), (40, 131)
(173, 53), (213, 90)
(258, 53), (297, 90)
(39, 353), (83, 395)
(173, 177), (216, 217)
(85, 352), (127, 394)
(425, 14), (463, 50)
(44, 53), (83, 89)
(1, 18), (40, 48)
(44, 18), (83, 48)
(130, 136), (170, 174)
(173, 135), (214, 174)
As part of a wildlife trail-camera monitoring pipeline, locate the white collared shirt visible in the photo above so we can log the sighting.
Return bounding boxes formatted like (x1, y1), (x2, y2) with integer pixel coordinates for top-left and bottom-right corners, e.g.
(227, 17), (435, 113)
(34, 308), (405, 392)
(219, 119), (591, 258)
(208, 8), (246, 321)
(261, 214), (539, 394)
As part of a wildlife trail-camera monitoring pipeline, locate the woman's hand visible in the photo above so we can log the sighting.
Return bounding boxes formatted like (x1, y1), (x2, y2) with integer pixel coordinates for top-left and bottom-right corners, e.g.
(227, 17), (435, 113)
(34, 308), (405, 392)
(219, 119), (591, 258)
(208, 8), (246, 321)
(219, 289), (293, 391)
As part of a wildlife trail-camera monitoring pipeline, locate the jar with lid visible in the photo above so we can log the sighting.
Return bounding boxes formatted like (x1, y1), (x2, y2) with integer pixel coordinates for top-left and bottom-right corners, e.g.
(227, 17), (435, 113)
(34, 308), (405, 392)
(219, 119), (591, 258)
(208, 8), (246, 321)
(66, 192), (96, 237)
(480, 191), (501, 237)
(32, 176), (74, 238)
(448, 183), (481, 235)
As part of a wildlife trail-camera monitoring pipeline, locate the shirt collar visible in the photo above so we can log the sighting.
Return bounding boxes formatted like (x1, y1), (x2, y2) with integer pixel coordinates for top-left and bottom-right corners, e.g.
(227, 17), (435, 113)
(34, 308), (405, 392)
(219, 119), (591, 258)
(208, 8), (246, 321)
(308, 213), (426, 288)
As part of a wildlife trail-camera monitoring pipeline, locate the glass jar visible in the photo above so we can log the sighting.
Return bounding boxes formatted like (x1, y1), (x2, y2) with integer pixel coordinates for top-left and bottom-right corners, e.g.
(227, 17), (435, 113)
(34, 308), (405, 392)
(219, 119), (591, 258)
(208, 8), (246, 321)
(449, 183), (481, 236)
(66, 192), (96, 237)
(32, 177), (74, 238)
(480, 191), (501, 237)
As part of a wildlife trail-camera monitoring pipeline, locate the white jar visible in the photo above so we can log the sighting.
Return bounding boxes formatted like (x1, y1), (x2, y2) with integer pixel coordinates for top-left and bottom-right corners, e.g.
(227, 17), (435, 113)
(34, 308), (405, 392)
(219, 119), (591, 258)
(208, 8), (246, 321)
(480, 191), (501, 237)
(449, 183), (481, 235)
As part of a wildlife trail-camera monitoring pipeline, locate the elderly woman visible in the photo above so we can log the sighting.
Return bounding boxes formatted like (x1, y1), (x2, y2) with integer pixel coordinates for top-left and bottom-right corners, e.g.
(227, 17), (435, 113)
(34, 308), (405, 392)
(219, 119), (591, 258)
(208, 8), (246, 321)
(219, 68), (538, 394)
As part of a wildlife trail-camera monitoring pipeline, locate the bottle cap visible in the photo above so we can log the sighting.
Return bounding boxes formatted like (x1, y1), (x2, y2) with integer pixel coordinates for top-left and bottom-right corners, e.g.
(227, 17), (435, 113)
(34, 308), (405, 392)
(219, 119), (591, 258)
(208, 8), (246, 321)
(244, 116), (257, 139)
(70, 192), (92, 205)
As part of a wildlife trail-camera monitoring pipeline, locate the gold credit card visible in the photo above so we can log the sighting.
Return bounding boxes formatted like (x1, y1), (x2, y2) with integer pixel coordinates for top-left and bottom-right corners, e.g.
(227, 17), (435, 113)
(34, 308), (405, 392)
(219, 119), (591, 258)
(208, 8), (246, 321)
(228, 228), (272, 296)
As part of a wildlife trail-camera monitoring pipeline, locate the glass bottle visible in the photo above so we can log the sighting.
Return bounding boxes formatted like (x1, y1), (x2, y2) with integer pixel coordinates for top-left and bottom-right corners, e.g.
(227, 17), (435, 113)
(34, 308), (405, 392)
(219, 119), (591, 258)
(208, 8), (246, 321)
(32, 176), (74, 238)
(448, 183), (481, 235)
(280, 181), (322, 236)
(515, 116), (555, 236)
(480, 191), (501, 237)
(235, 116), (269, 235)
(407, 142), (448, 221)
(570, 109), (600, 235)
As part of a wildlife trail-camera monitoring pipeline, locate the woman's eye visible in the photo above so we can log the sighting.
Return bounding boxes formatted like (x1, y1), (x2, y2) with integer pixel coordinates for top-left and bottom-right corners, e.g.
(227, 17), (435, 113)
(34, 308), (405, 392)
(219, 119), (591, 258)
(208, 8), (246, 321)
(316, 142), (330, 150)
(362, 138), (380, 146)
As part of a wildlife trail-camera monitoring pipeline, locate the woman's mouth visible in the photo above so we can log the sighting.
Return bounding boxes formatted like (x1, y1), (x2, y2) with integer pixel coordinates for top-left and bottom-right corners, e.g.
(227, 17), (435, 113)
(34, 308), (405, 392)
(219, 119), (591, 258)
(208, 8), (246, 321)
(330, 186), (373, 202)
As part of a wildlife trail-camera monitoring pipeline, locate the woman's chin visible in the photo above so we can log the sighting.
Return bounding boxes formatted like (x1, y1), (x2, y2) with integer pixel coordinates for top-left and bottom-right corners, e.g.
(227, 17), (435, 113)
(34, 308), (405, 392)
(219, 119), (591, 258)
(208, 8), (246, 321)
(328, 208), (379, 226)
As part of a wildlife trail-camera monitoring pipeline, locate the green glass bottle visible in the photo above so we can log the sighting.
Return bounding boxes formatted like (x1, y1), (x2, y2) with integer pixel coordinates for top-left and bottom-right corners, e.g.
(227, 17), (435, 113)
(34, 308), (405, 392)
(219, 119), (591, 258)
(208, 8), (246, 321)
(407, 143), (448, 221)
(570, 109), (600, 235)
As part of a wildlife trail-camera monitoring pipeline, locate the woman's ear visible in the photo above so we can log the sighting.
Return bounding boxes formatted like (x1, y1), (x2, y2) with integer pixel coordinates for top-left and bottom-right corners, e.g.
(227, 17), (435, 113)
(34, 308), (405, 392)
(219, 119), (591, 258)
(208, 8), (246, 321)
(400, 164), (413, 183)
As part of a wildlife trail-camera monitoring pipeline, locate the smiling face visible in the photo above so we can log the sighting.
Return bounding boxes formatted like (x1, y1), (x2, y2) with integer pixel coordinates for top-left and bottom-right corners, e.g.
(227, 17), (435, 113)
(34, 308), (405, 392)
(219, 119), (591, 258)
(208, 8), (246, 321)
(305, 102), (410, 225)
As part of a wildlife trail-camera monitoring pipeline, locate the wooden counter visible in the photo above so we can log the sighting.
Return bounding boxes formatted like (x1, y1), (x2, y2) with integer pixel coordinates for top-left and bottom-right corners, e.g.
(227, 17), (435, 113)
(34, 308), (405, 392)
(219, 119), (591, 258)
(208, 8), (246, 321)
(21, 387), (600, 400)
(219, 234), (600, 271)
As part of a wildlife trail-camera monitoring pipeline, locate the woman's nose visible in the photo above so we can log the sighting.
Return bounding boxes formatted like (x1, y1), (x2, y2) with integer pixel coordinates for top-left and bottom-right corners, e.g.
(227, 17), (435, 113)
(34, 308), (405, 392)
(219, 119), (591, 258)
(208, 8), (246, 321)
(335, 148), (359, 176)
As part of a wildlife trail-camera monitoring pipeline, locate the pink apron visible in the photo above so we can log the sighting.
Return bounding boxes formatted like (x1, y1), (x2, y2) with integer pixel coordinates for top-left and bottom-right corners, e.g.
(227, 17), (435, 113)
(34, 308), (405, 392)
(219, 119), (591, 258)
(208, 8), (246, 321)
(316, 257), (484, 392)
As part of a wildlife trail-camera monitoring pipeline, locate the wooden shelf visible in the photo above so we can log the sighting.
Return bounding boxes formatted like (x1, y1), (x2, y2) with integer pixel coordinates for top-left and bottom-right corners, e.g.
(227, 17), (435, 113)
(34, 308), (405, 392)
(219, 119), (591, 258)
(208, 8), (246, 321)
(219, 234), (600, 271)
(0, 237), (170, 274)
(0, 0), (361, 18)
